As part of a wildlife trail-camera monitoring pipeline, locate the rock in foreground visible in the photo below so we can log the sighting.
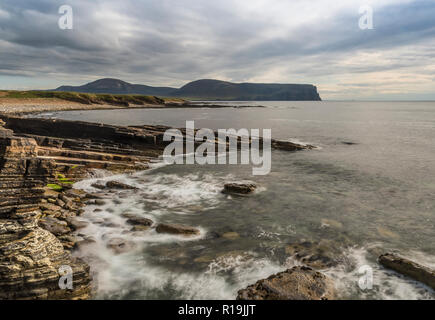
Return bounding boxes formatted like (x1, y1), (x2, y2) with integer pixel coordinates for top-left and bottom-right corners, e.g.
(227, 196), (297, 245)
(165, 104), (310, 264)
(121, 213), (153, 227)
(237, 266), (335, 300)
(106, 181), (138, 190)
(156, 223), (200, 236)
(379, 253), (435, 290)
(222, 182), (257, 195)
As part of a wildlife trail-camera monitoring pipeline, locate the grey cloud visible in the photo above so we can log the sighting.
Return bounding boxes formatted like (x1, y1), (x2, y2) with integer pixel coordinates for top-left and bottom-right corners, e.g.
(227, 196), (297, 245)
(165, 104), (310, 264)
(0, 0), (434, 99)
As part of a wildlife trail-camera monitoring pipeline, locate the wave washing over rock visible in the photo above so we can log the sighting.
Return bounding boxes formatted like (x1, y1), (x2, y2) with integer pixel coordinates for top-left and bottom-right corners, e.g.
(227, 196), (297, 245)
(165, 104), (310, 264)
(71, 171), (284, 299)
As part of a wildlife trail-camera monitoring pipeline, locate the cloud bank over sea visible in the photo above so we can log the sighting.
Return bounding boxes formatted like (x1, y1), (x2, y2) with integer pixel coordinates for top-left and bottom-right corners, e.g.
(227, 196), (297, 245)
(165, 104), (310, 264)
(0, 0), (434, 99)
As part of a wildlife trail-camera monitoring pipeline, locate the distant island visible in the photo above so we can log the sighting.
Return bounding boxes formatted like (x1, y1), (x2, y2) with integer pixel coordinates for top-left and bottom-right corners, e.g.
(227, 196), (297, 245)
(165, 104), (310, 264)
(54, 78), (322, 101)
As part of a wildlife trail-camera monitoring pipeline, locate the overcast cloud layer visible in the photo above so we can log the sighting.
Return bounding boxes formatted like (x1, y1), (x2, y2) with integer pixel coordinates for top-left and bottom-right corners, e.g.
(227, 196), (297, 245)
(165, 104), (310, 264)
(0, 0), (434, 99)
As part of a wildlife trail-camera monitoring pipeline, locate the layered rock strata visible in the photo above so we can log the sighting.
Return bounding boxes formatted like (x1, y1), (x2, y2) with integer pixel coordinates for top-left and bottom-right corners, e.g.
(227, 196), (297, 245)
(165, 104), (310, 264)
(237, 266), (335, 300)
(0, 123), (91, 299)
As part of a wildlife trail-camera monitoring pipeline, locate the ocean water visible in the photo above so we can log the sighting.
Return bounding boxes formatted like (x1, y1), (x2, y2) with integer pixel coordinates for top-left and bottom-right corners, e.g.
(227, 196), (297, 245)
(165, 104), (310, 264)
(38, 101), (435, 300)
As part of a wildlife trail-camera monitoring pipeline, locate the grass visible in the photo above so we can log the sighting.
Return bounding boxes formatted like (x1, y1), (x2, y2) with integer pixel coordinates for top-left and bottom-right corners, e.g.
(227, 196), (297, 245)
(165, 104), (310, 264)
(46, 183), (63, 191)
(46, 173), (76, 191)
(0, 90), (183, 107)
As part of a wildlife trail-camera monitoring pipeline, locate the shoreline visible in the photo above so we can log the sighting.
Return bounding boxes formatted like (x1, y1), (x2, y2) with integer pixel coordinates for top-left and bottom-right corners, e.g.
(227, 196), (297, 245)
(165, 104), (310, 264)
(0, 98), (265, 116)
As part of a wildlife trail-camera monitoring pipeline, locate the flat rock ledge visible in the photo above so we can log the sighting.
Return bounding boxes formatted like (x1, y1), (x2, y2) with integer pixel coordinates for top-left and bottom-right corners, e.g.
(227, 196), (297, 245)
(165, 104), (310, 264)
(156, 223), (200, 236)
(237, 266), (335, 300)
(379, 253), (435, 290)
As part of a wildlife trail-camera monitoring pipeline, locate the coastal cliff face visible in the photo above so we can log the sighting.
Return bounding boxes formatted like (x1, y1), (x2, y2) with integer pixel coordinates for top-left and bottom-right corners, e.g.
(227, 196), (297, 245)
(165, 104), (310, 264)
(0, 122), (91, 299)
(0, 116), (187, 299)
(54, 78), (322, 101)
(173, 79), (322, 101)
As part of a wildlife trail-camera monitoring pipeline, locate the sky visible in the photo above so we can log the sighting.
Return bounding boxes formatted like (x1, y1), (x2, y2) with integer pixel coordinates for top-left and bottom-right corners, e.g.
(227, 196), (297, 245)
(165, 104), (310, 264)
(0, 0), (434, 100)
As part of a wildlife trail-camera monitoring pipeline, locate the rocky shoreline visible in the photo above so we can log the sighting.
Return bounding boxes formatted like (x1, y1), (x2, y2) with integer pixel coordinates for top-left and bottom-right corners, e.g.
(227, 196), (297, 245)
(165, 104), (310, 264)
(0, 113), (313, 299)
(0, 98), (265, 115)
(0, 113), (433, 300)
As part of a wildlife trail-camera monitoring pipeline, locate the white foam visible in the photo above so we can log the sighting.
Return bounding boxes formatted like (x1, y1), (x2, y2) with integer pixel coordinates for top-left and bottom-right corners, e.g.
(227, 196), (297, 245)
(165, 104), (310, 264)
(324, 246), (435, 300)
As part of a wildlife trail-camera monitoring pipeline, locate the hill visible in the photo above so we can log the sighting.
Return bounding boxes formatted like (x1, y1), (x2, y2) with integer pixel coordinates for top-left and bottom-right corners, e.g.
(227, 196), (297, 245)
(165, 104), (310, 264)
(54, 78), (321, 101)
(55, 78), (177, 97)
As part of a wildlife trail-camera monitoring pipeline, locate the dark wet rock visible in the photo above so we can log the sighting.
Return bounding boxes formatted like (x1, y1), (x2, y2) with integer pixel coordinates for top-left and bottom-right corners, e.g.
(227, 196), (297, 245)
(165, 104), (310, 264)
(130, 225), (151, 232)
(95, 199), (106, 206)
(91, 183), (106, 190)
(64, 188), (87, 200)
(93, 208), (103, 212)
(379, 253), (435, 290)
(38, 216), (71, 236)
(156, 223), (200, 236)
(204, 231), (221, 240)
(285, 240), (344, 269)
(341, 141), (358, 145)
(84, 193), (104, 200)
(56, 198), (66, 208)
(106, 180), (138, 190)
(65, 217), (89, 231)
(106, 238), (136, 254)
(121, 213), (153, 227)
(86, 199), (106, 206)
(222, 182), (257, 195)
(271, 140), (314, 151)
(237, 266), (335, 300)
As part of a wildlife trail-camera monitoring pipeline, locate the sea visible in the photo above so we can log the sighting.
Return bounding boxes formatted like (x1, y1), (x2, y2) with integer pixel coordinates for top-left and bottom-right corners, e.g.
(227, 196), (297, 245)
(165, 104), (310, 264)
(36, 101), (435, 300)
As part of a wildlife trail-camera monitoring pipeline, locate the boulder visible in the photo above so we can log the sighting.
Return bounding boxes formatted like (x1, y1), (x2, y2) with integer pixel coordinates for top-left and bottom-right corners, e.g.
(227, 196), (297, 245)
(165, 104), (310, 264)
(56, 198), (66, 208)
(40, 202), (63, 212)
(130, 225), (151, 232)
(106, 180), (137, 190)
(38, 216), (71, 236)
(379, 253), (435, 290)
(121, 213), (153, 227)
(222, 182), (257, 195)
(91, 183), (106, 190)
(86, 199), (106, 206)
(271, 140), (313, 151)
(156, 223), (200, 236)
(65, 217), (89, 231)
(43, 188), (59, 200)
(237, 266), (335, 300)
